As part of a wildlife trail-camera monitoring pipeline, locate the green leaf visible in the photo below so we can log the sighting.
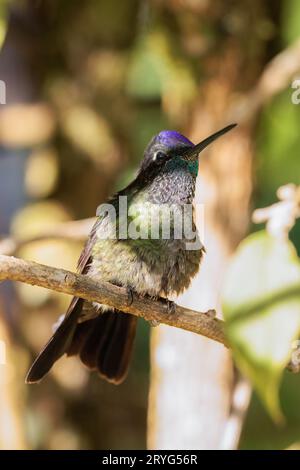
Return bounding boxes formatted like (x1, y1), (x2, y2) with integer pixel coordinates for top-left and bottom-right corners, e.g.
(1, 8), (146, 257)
(126, 31), (196, 107)
(126, 33), (165, 99)
(282, 0), (300, 45)
(222, 230), (300, 421)
(0, 0), (8, 50)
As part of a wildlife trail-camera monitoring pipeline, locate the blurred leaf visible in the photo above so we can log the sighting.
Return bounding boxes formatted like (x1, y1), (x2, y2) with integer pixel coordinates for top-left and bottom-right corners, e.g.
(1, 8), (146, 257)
(25, 148), (59, 198)
(126, 33), (165, 99)
(222, 230), (300, 421)
(127, 31), (196, 120)
(256, 89), (300, 254)
(0, 0), (8, 50)
(131, 107), (168, 158)
(51, 356), (88, 391)
(240, 370), (300, 449)
(86, 50), (127, 94)
(66, 0), (138, 45)
(257, 91), (300, 203)
(12, 201), (80, 307)
(11, 200), (70, 238)
(0, 104), (56, 147)
(282, 0), (300, 45)
(48, 427), (81, 450)
(17, 238), (80, 307)
(61, 105), (119, 170)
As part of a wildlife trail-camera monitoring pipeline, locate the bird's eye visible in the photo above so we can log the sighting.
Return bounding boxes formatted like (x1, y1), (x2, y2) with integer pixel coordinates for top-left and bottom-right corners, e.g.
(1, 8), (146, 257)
(153, 151), (167, 162)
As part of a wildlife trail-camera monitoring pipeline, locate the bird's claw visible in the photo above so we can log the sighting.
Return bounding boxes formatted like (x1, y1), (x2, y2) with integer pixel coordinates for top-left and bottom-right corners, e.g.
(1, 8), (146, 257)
(165, 299), (176, 315)
(126, 287), (134, 306)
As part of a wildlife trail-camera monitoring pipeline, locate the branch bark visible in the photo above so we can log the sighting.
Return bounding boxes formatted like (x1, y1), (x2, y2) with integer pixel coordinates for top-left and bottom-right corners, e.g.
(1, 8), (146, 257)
(0, 254), (226, 346)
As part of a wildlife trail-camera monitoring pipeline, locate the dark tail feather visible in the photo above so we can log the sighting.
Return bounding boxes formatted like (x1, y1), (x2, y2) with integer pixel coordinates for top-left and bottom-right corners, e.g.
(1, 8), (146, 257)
(25, 298), (84, 384)
(79, 312), (116, 370)
(67, 310), (137, 384)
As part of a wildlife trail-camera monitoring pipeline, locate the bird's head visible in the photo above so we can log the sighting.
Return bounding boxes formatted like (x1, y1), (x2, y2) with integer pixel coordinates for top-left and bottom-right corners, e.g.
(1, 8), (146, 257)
(140, 124), (237, 177)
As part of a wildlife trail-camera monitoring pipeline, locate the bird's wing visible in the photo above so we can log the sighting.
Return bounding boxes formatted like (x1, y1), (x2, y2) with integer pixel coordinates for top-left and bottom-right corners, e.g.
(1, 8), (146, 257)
(65, 212), (109, 318)
(25, 217), (104, 383)
(76, 183), (139, 274)
(77, 216), (101, 274)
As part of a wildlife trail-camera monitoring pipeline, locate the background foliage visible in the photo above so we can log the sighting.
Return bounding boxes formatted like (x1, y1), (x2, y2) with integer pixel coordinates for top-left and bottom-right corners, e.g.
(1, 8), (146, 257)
(0, 0), (300, 450)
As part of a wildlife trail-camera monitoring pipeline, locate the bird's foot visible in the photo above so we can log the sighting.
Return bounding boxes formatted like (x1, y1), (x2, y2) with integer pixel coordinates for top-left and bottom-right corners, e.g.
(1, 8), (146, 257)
(126, 287), (134, 306)
(164, 299), (176, 315)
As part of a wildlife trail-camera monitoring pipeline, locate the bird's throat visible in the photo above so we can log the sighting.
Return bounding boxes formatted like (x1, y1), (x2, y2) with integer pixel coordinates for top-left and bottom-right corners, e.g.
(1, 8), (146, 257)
(186, 159), (198, 176)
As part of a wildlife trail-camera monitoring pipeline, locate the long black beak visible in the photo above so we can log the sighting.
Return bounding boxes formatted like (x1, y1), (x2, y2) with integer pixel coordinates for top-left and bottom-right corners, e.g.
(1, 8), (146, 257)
(183, 123), (237, 161)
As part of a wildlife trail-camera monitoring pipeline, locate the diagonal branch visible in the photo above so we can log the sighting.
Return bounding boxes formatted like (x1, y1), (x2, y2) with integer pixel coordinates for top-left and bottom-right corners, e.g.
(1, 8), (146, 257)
(229, 38), (300, 124)
(0, 254), (226, 346)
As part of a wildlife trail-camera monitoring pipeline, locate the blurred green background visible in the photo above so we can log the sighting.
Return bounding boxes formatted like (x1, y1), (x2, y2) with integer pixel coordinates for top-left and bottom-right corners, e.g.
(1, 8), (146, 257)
(0, 0), (300, 450)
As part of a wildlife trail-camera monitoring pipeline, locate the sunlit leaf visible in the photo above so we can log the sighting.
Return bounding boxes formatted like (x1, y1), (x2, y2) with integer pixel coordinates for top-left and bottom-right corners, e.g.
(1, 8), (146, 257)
(61, 105), (119, 169)
(11, 201), (70, 239)
(222, 230), (300, 421)
(126, 31), (196, 120)
(25, 148), (59, 198)
(12, 201), (81, 308)
(126, 33), (165, 99)
(282, 0), (300, 45)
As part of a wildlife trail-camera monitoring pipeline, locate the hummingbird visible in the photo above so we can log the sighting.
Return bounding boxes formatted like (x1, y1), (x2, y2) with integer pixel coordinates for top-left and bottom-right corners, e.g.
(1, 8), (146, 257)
(26, 124), (236, 385)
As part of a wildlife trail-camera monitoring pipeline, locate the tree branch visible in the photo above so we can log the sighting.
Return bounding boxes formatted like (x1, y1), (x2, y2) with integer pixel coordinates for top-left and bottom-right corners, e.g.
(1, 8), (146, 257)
(0, 254), (226, 346)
